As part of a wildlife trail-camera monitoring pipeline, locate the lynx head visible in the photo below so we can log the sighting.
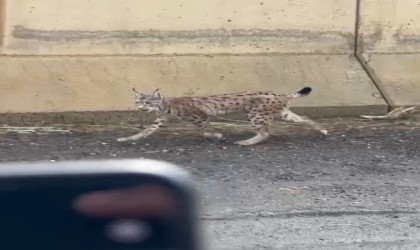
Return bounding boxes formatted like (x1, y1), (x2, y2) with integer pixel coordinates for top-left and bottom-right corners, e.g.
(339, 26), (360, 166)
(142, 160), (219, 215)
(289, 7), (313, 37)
(132, 88), (164, 112)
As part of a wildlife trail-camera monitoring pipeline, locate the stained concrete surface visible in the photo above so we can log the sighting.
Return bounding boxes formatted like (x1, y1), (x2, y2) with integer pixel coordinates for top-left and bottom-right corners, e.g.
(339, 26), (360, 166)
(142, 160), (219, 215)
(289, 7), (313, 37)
(358, 0), (420, 54)
(3, 0), (355, 55)
(1, 117), (420, 249)
(360, 54), (420, 109)
(0, 55), (387, 119)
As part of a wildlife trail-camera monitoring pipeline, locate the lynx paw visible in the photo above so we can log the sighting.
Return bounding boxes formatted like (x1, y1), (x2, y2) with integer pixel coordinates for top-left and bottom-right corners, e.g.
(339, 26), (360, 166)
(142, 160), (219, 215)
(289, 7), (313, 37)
(234, 140), (254, 146)
(204, 132), (223, 139)
(213, 132), (223, 139)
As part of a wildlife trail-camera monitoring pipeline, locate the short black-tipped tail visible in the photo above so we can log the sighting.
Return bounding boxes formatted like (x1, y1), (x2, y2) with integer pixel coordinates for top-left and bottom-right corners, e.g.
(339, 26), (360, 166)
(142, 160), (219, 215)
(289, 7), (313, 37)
(298, 87), (312, 96)
(287, 87), (312, 99)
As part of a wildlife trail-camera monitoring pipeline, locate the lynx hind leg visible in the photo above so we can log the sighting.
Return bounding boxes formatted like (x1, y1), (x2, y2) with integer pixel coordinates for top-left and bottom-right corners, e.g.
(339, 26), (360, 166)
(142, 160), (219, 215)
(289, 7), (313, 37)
(235, 112), (274, 146)
(117, 117), (166, 142)
(280, 109), (328, 135)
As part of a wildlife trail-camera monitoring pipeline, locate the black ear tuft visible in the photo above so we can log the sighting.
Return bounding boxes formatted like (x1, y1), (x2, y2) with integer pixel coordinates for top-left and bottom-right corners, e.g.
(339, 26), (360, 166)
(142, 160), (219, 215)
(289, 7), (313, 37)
(298, 87), (312, 96)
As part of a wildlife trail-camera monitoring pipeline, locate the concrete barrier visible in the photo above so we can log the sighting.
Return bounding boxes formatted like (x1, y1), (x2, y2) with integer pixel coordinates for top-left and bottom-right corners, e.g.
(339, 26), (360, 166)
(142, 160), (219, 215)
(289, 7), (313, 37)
(358, 0), (420, 54)
(2, 0), (356, 55)
(357, 0), (420, 109)
(4, 0), (418, 124)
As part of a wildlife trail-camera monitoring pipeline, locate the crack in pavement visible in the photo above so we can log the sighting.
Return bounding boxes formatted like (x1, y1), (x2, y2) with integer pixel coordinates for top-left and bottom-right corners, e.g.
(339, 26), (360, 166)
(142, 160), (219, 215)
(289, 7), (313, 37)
(202, 209), (420, 220)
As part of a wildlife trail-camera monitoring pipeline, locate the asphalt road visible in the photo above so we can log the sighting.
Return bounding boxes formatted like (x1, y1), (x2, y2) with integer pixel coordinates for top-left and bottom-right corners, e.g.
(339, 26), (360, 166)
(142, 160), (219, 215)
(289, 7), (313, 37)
(1, 117), (420, 249)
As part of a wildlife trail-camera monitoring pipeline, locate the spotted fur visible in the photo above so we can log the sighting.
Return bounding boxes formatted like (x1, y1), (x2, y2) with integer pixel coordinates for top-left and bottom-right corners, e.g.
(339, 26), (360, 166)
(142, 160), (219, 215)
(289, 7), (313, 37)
(117, 87), (327, 145)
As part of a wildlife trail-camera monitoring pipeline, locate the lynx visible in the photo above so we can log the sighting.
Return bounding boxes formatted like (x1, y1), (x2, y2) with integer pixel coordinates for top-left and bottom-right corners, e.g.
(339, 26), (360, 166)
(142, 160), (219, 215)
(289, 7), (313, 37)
(117, 87), (327, 146)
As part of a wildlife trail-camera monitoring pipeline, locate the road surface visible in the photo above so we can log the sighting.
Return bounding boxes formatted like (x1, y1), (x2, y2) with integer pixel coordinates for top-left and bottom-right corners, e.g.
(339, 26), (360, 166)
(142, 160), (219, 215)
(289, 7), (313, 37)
(1, 117), (420, 249)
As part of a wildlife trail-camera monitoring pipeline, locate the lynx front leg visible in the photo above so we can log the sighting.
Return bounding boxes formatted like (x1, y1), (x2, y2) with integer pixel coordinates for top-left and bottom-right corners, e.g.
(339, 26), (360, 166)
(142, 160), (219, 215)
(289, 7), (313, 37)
(235, 127), (270, 146)
(117, 118), (166, 142)
(194, 117), (223, 139)
(235, 112), (273, 146)
(280, 109), (328, 135)
(203, 131), (223, 139)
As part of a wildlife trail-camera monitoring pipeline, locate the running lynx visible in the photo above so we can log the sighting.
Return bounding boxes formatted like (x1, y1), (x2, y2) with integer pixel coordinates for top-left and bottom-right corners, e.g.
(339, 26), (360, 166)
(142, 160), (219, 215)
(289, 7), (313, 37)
(117, 87), (327, 145)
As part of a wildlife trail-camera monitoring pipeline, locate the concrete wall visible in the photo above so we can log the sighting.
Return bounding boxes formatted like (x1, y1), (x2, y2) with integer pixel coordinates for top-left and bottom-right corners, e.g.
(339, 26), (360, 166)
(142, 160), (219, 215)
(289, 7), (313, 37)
(1, 0), (419, 123)
(1, 0), (356, 55)
(358, 0), (420, 53)
(0, 1), (4, 46)
(358, 0), (420, 109)
(0, 55), (385, 116)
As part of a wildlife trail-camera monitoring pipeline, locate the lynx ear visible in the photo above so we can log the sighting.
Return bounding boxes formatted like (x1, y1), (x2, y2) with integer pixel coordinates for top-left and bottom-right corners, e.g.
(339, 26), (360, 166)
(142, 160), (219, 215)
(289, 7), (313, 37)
(152, 88), (162, 99)
(132, 88), (147, 98)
